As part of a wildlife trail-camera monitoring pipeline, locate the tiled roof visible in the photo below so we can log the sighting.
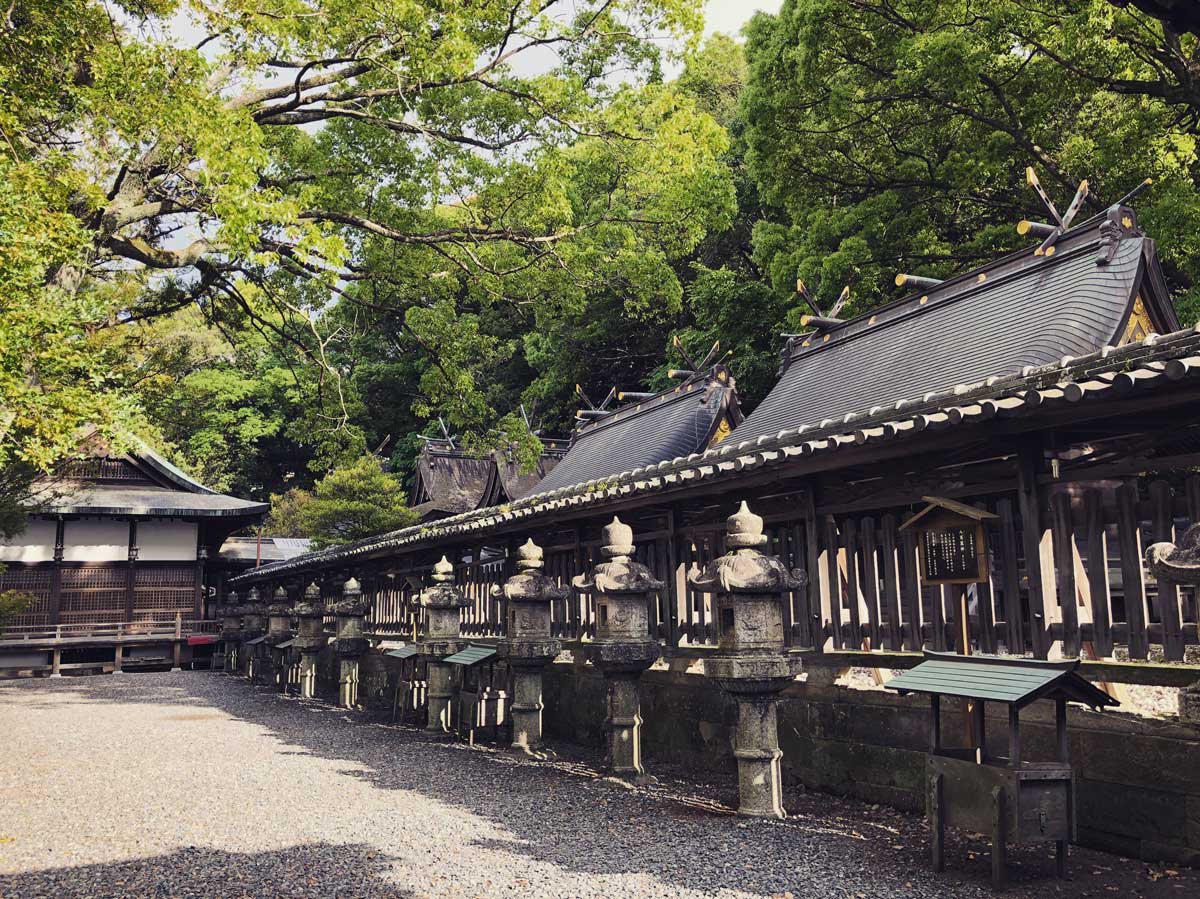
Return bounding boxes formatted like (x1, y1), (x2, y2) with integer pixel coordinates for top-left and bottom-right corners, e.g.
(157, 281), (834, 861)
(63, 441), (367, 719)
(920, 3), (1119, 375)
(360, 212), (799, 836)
(230, 322), (1200, 584)
(731, 205), (1177, 445)
(530, 367), (739, 495)
(45, 486), (268, 518)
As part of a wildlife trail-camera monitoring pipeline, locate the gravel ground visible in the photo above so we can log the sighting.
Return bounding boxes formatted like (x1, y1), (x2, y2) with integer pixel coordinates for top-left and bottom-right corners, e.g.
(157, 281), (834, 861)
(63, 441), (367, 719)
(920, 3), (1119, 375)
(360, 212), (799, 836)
(0, 672), (1196, 899)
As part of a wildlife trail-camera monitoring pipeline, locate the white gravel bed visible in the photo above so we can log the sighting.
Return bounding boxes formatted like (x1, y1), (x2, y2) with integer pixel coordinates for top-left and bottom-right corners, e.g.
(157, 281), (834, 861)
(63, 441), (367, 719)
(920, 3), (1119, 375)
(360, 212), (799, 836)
(0, 672), (1192, 898)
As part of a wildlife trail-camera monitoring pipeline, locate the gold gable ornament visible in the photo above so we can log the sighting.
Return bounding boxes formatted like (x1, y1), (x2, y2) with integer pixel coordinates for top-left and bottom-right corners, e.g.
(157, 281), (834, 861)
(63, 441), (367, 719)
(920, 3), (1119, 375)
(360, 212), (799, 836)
(709, 415), (733, 446)
(1120, 295), (1154, 345)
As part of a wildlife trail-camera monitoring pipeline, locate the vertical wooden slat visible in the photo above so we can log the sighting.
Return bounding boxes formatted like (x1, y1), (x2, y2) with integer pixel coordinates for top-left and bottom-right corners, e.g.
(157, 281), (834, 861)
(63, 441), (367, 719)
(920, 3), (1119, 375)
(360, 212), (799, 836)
(899, 528), (923, 651)
(801, 492), (825, 650)
(777, 527), (795, 647)
(794, 523), (814, 648)
(996, 499), (1023, 654)
(1150, 480), (1184, 661)
(1051, 491), (1081, 658)
(976, 512), (997, 654)
(881, 513), (903, 651)
(1116, 483), (1150, 660)
(843, 518), (862, 647)
(1017, 445), (1052, 659)
(823, 515), (843, 650)
(859, 516), (881, 649)
(1186, 476), (1200, 630)
(930, 584), (947, 652)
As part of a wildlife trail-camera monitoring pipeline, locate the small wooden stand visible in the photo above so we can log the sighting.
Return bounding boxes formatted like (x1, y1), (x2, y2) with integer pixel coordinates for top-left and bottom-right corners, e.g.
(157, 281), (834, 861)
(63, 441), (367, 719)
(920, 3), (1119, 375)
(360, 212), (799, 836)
(890, 652), (1117, 888)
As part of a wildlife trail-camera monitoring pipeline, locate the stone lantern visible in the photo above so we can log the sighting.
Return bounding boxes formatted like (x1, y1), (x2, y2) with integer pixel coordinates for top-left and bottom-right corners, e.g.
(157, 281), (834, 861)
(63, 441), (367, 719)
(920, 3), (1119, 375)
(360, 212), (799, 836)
(240, 587), (266, 679)
(573, 517), (663, 777)
(1147, 524), (1200, 723)
(496, 539), (568, 753)
(293, 581), (327, 699)
(265, 587), (294, 691)
(220, 591), (243, 674)
(334, 576), (371, 709)
(688, 501), (805, 818)
(418, 556), (470, 732)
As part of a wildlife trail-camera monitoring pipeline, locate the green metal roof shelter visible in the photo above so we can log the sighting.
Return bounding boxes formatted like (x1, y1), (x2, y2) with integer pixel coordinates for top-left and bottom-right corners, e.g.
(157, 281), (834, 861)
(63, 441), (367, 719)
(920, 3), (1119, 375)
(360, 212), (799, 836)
(886, 651), (1119, 709)
(886, 651), (1118, 887)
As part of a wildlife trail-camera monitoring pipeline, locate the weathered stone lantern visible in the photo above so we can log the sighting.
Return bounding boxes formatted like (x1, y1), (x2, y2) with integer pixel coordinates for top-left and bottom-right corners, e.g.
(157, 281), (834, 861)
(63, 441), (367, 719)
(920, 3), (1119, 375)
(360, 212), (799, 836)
(688, 501), (805, 818)
(573, 517), (663, 776)
(240, 587), (266, 678)
(220, 591), (243, 674)
(334, 576), (371, 709)
(293, 581), (327, 699)
(265, 587), (294, 690)
(1147, 524), (1200, 723)
(496, 539), (568, 753)
(418, 556), (470, 732)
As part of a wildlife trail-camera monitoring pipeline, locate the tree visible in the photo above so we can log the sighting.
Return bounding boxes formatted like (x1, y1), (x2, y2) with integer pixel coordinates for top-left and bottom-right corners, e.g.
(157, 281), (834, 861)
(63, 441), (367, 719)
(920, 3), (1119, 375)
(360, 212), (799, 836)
(741, 0), (1200, 327)
(266, 455), (416, 549)
(4, 0), (734, 470)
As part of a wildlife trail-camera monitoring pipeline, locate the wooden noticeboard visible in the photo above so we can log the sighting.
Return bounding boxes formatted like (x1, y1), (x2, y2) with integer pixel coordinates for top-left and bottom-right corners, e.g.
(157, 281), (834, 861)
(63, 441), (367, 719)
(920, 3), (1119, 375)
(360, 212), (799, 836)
(900, 497), (997, 586)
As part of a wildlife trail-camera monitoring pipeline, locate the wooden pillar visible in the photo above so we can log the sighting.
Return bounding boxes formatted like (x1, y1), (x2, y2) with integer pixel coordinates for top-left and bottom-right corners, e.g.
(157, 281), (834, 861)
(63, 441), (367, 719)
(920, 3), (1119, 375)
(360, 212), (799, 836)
(1008, 704), (1021, 766)
(124, 519), (138, 623)
(193, 535), (206, 621)
(991, 786), (1008, 887)
(973, 700), (986, 763)
(51, 648), (61, 677)
(1016, 442), (1053, 658)
(48, 517), (64, 626)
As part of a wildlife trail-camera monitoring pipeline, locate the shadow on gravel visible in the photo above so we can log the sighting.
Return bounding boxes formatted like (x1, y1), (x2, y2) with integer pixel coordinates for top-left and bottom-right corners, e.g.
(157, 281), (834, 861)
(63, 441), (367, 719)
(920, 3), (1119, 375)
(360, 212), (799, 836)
(0, 842), (411, 899)
(5, 673), (1198, 899)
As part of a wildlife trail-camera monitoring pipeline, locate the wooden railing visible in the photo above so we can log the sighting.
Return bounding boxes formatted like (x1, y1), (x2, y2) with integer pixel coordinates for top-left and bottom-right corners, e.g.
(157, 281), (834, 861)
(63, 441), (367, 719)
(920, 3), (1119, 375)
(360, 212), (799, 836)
(0, 615), (219, 643)
(357, 472), (1200, 665)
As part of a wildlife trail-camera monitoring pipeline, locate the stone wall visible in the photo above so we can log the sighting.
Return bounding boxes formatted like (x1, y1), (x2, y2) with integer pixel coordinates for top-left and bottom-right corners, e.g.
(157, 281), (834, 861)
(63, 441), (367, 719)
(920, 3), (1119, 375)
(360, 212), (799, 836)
(542, 659), (1200, 867)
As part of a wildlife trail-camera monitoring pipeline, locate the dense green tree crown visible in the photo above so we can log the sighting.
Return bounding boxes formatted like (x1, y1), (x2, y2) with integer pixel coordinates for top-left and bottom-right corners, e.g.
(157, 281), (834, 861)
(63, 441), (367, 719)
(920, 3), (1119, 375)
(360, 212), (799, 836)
(2, 0), (732, 485)
(266, 455), (416, 549)
(4, 1), (1200, 532)
(741, 0), (1200, 328)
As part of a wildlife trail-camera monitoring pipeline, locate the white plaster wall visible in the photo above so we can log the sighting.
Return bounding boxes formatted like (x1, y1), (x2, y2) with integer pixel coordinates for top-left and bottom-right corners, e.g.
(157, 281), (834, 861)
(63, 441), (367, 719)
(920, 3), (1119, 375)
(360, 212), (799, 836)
(61, 519), (130, 563)
(137, 520), (198, 561)
(0, 518), (58, 563)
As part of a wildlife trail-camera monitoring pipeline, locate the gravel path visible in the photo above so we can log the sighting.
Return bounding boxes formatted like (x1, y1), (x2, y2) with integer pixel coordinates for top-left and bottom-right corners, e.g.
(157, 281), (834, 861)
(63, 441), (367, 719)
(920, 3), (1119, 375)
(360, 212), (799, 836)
(0, 672), (1195, 899)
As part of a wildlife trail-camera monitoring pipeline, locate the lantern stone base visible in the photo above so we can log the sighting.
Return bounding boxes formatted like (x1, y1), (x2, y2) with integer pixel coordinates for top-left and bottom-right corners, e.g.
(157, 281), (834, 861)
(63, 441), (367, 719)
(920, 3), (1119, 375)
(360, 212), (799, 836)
(338, 657), (361, 708)
(425, 660), (453, 733)
(508, 661), (553, 753)
(591, 642), (658, 777)
(704, 653), (802, 819)
(298, 651), (319, 699)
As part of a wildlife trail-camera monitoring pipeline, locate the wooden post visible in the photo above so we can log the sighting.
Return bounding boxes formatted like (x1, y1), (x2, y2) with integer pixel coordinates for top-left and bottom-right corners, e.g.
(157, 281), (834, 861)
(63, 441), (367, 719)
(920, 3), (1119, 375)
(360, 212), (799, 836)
(51, 648), (61, 677)
(1113, 483), (1149, 659)
(973, 699), (986, 763)
(113, 643), (123, 674)
(992, 785), (1008, 888)
(48, 517), (64, 626)
(931, 771), (945, 872)
(1008, 704), (1021, 766)
(124, 519), (138, 623)
(1017, 443), (1053, 659)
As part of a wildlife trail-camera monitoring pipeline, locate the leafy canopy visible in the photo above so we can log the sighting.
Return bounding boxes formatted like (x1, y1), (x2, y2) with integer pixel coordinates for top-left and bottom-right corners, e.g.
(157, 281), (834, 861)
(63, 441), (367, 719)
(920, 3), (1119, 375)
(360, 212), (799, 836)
(2, 0), (733, 484)
(266, 455), (416, 549)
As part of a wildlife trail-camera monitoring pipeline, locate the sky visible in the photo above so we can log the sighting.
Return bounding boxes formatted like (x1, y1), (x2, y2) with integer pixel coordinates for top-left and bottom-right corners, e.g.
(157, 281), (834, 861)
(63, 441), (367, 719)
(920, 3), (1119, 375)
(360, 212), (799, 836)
(703, 0), (783, 36)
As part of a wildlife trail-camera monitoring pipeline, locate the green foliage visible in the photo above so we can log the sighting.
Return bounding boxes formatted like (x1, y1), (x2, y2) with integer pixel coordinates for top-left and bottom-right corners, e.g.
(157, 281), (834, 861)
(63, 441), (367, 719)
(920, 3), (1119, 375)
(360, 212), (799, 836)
(1, 0), (733, 482)
(741, 0), (1200, 325)
(266, 455), (416, 549)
